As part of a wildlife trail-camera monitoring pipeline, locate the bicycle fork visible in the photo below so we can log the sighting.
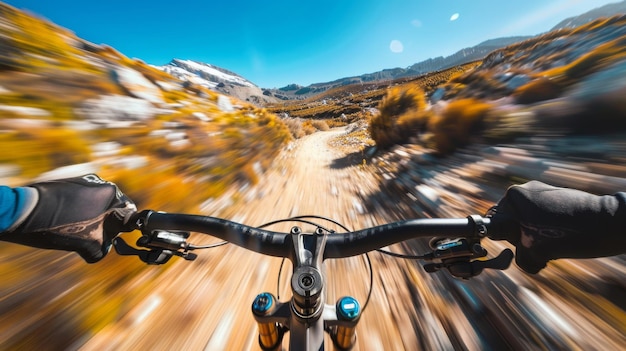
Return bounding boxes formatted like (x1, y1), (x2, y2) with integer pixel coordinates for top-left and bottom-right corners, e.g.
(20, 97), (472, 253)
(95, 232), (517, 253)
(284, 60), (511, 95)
(252, 293), (362, 350)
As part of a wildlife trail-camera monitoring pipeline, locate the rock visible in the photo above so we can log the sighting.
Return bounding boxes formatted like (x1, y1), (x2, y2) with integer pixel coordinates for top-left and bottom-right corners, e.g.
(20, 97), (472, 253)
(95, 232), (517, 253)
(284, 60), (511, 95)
(217, 95), (234, 112)
(414, 184), (441, 212)
(92, 141), (122, 157)
(0, 105), (51, 117)
(192, 111), (212, 122)
(105, 156), (149, 169)
(506, 74), (531, 90)
(366, 147), (378, 158)
(35, 163), (99, 182)
(75, 94), (158, 123)
(430, 88), (446, 103)
(394, 149), (409, 158)
(110, 66), (164, 104)
(0, 117), (51, 128)
(0, 164), (19, 178)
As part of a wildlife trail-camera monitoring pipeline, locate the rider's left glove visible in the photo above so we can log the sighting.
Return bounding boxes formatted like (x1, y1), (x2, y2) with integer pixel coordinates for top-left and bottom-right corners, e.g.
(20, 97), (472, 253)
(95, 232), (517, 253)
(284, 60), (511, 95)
(0, 174), (136, 263)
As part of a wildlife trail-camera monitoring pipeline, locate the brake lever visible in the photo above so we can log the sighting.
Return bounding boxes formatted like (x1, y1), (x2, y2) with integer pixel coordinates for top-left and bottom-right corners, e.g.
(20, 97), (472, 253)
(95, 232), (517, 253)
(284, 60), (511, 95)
(113, 235), (198, 265)
(113, 237), (174, 264)
(422, 238), (513, 279)
(443, 249), (514, 279)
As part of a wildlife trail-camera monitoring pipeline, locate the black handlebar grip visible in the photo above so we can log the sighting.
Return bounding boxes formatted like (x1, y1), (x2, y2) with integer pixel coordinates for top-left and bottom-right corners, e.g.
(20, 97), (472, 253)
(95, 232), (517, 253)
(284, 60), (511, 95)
(485, 213), (519, 242)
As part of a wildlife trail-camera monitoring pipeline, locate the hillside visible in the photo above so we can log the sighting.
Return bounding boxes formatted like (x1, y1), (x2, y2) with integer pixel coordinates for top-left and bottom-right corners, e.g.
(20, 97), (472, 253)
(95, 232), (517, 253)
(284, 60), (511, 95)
(270, 13), (626, 196)
(0, 2), (291, 210)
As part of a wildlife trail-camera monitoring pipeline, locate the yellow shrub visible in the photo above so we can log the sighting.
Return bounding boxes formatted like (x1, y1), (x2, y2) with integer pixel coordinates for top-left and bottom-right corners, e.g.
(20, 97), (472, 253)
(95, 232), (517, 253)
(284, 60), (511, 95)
(310, 119), (330, 131)
(369, 86), (428, 148)
(106, 166), (218, 212)
(513, 77), (562, 104)
(302, 120), (317, 135)
(282, 117), (305, 138)
(428, 98), (492, 154)
(326, 118), (348, 128)
(0, 128), (91, 176)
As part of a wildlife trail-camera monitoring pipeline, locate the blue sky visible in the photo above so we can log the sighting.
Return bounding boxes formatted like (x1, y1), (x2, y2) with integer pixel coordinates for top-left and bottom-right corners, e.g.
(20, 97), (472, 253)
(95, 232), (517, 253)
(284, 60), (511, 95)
(3, 0), (620, 88)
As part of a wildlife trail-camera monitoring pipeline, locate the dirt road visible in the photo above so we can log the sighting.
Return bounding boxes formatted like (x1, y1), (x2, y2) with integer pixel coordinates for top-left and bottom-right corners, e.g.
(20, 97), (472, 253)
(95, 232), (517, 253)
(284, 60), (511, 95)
(80, 128), (626, 351)
(224, 127), (381, 227)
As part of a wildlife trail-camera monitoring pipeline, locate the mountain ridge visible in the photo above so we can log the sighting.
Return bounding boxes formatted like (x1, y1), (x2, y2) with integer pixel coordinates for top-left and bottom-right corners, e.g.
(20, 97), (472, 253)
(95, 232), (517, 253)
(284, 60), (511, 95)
(550, 0), (626, 30)
(261, 36), (530, 100)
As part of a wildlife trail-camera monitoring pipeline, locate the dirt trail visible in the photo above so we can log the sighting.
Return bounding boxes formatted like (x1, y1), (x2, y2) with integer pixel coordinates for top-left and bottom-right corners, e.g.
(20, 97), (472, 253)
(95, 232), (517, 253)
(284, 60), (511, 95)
(225, 127), (381, 229)
(82, 128), (420, 350)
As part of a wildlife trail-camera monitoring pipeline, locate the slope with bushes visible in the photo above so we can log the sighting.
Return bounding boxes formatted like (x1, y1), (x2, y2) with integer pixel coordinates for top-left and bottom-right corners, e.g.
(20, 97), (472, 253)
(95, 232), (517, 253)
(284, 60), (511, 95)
(367, 14), (626, 155)
(0, 2), (292, 211)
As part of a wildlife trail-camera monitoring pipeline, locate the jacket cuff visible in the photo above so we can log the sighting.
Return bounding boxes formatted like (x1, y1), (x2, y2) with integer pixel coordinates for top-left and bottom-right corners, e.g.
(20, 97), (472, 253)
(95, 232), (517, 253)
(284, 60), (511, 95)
(6, 187), (39, 232)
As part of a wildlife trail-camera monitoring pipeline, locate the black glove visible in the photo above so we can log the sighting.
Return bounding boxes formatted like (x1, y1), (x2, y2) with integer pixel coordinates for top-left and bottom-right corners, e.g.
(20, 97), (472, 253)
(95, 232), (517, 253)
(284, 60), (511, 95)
(487, 181), (626, 274)
(1, 174), (136, 263)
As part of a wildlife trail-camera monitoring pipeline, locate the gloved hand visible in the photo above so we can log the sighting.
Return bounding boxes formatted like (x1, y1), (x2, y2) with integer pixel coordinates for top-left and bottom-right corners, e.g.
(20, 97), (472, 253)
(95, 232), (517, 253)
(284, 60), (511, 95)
(487, 181), (626, 274)
(1, 174), (136, 263)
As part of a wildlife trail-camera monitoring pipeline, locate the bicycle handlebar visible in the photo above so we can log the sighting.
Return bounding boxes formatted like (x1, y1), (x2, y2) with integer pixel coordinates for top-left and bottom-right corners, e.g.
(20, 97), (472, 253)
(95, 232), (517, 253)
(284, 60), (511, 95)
(325, 217), (490, 258)
(129, 211), (496, 259)
(138, 211), (291, 258)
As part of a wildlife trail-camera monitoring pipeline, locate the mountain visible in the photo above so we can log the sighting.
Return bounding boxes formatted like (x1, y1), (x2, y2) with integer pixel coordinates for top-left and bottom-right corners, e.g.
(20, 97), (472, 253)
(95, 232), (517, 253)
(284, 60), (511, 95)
(407, 36), (531, 73)
(156, 59), (278, 106)
(551, 0), (626, 31)
(263, 36), (530, 100)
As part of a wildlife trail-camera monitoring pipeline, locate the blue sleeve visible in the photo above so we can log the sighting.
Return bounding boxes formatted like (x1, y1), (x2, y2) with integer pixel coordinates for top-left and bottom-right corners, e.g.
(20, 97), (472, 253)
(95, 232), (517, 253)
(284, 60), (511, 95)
(0, 186), (28, 233)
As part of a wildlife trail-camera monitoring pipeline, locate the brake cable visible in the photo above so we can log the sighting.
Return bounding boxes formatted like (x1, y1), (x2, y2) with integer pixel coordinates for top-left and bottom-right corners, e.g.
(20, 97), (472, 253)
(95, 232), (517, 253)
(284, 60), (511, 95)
(187, 241), (229, 250)
(376, 248), (429, 260)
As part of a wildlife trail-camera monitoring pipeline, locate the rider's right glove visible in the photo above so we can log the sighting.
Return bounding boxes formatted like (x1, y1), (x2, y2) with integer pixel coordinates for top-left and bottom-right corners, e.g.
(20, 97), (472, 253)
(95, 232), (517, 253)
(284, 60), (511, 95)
(487, 181), (626, 274)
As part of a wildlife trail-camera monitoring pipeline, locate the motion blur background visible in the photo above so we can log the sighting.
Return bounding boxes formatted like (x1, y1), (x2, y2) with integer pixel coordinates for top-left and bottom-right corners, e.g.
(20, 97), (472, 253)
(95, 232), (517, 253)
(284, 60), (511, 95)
(0, 1), (625, 350)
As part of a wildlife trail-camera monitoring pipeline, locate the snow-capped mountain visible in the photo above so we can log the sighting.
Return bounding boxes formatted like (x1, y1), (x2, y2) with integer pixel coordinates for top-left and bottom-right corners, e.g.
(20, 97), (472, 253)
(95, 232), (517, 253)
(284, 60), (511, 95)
(156, 59), (276, 105)
(159, 59), (255, 89)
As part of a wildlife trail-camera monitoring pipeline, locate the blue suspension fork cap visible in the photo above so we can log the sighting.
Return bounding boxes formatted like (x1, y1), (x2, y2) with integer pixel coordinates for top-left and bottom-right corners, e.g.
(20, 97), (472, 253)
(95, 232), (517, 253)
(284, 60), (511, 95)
(252, 292), (275, 316)
(337, 296), (361, 321)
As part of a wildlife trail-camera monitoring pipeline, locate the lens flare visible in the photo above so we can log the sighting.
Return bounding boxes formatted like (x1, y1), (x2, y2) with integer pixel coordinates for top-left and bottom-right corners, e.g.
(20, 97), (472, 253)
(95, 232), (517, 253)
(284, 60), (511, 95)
(390, 40), (404, 53)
